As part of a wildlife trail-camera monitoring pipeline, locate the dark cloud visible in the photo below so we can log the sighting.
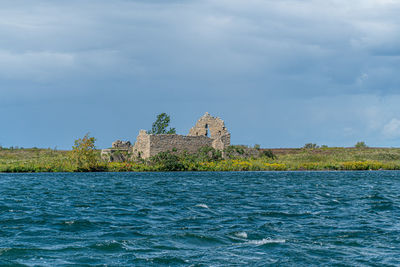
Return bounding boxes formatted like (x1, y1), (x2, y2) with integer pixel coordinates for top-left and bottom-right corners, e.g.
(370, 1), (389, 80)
(1, 0), (400, 148)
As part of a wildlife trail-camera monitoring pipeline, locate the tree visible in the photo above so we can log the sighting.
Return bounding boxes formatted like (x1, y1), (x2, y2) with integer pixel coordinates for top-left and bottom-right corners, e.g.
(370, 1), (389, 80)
(303, 143), (319, 149)
(148, 113), (176, 134)
(355, 141), (367, 148)
(71, 133), (98, 171)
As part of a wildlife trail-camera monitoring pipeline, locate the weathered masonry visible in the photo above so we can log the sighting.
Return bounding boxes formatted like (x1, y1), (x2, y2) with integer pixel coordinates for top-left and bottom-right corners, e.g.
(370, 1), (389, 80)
(132, 112), (230, 159)
(101, 112), (230, 161)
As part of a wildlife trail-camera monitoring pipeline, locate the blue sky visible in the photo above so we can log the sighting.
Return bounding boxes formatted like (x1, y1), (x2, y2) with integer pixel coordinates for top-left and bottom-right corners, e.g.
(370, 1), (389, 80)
(1, 0), (400, 149)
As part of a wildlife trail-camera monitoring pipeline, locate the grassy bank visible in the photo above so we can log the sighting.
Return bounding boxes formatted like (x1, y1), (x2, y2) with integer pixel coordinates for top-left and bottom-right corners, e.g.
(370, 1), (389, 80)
(1, 146), (400, 172)
(0, 148), (75, 172)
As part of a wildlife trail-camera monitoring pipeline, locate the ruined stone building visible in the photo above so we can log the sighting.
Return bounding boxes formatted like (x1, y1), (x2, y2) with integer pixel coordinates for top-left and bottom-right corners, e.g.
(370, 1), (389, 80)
(101, 112), (230, 161)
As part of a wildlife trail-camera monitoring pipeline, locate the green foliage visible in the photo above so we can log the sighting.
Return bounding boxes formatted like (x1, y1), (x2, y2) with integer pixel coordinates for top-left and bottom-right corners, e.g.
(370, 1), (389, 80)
(109, 150), (131, 163)
(254, 144), (261, 150)
(355, 141), (368, 148)
(196, 146), (223, 161)
(303, 143), (319, 149)
(71, 133), (100, 171)
(260, 149), (276, 159)
(224, 145), (246, 158)
(150, 151), (184, 171)
(0, 147), (75, 172)
(4, 145), (400, 172)
(148, 113), (176, 135)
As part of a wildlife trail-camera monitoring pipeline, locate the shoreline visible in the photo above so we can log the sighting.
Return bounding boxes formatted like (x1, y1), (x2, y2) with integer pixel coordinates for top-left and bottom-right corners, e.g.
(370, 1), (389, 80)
(2, 147), (400, 173)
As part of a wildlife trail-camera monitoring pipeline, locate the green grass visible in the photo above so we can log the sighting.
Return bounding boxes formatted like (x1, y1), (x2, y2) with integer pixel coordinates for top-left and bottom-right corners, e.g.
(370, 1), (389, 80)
(272, 147), (400, 170)
(0, 148), (76, 172)
(2, 147), (400, 172)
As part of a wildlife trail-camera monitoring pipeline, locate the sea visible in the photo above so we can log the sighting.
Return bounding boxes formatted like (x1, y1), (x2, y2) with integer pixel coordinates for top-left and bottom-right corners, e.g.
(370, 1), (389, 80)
(0, 171), (399, 266)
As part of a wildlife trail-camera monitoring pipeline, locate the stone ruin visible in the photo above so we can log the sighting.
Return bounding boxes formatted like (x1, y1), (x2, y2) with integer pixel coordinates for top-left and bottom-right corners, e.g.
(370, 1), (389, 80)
(112, 140), (132, 149)
(100, 140), (132, 162)
(101, 112), (230, 161)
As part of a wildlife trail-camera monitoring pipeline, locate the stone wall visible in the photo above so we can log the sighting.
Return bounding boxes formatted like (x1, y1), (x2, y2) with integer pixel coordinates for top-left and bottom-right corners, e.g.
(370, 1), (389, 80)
(131, 130), (151, 158)
(188, 112), (230, 148)
(112, 140), (132, 148)
(149, 134), (213, 157)
(189, 112), (229, 138)
(131, 131), (214, 158)
(101, 148), (130, 162)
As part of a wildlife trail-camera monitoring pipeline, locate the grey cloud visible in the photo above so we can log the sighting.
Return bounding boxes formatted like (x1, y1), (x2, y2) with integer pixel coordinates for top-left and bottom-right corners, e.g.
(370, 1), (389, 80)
(1, 0), (400, 148)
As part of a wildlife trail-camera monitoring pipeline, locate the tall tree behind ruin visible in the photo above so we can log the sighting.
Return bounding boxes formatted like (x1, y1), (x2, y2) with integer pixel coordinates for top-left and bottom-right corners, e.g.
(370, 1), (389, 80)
(148, 113), (176, 135)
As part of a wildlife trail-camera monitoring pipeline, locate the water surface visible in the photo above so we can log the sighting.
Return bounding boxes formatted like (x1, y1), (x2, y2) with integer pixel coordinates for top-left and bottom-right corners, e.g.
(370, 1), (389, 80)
(0, 171), (399, 266)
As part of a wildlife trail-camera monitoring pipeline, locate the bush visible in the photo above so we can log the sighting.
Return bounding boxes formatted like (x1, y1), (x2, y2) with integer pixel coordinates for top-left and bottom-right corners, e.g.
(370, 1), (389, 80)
(150, 151), (185, 171)
(224, 145), (247, 158)
(196, 146), (222, 162)
(71, 133), (100, 171)
(303, 143), (319, 149)
(355, 141), (368, 148)
(260, 149), (276, 159)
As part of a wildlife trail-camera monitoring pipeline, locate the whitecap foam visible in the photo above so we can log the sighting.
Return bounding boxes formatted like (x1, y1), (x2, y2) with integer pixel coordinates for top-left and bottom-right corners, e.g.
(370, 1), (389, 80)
(246, 238), (286, 245)
(235, 232), (248, 239)
(195, 204), (209, 209)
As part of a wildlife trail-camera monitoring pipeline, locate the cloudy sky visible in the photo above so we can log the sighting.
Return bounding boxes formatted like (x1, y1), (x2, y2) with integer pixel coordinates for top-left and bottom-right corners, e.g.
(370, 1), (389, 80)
(1, 0), (400, 149)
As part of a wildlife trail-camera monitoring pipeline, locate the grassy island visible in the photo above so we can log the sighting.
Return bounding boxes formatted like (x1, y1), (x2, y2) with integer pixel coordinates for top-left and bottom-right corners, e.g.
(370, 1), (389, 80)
(2, 146), (400, 172)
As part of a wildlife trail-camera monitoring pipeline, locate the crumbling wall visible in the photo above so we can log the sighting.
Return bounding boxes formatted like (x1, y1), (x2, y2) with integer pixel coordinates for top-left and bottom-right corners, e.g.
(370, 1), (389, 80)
(131, 130), (151, 158)
(112, 140), (132, 148)
(131, 131), (214, 159)
(189, 112), (229, 139)
(101, 139), (132, 162)
(189, 112), (230, 149)
(101, 148), (130, 162)
(149, 134), (213, 157)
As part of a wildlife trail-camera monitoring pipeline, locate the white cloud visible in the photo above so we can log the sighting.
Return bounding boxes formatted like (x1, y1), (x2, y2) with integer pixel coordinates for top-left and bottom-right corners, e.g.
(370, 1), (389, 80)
(356, 73), (369, 85)
(0, 50), (75, 81)
(383, 118), (400, 139)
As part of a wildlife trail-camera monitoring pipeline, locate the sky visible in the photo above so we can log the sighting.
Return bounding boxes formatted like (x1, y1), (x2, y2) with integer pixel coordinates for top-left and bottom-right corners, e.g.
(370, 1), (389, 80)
(1, 0), (400, 149)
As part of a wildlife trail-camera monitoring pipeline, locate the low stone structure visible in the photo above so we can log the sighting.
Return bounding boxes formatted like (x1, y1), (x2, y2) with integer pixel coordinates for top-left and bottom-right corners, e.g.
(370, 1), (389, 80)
(112, 140), (131, 149)
(101, 140), (132, 162)
(102, 112), (231, 161)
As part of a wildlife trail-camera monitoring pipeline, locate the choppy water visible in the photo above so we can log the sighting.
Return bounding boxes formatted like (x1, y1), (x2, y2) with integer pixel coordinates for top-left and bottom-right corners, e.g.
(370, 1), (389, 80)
(1, 171), (400, 266)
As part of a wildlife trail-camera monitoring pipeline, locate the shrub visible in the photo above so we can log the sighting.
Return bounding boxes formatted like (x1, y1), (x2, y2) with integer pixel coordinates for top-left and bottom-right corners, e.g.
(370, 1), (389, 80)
(355, 141), (368, 148)
(150, 151), (184, 171)
(260, 149), (276, 159)
(303, 143), (319, 149)
(196, 146), (222, 161)
(224, 145), (247, 158)
(71, 133), (100, 171)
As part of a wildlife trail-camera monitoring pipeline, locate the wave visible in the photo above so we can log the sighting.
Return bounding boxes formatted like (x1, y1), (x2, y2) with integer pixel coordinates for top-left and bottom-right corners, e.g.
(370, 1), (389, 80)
(235, 232), (248, 239)
(90, 240), (126, 252)
(245, 238), (286, 246)
(195, 203), (209, 209)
